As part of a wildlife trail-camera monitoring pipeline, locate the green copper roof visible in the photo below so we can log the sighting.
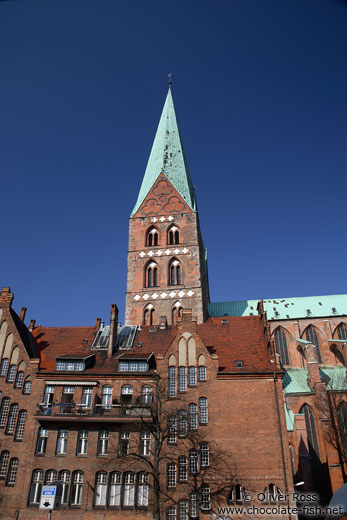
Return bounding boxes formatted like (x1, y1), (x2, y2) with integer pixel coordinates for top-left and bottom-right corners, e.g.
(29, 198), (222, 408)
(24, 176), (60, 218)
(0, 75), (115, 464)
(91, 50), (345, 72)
(284, 405), (295, 431)
(320, 366), (347, 391)
(282, 366), (347, 394)
(131, 88), (196, 217)
(209, 294), (347, 320)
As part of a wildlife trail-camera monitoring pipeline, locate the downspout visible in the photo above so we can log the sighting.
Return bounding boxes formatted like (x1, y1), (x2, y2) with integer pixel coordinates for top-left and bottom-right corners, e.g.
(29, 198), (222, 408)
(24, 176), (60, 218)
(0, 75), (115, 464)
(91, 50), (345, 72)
(274, 372), (292, 519)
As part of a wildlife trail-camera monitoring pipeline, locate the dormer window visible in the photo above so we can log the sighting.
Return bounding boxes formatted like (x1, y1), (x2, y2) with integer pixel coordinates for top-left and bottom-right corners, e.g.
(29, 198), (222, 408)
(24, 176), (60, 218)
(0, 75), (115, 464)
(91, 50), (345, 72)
(55, 355), (94, 372)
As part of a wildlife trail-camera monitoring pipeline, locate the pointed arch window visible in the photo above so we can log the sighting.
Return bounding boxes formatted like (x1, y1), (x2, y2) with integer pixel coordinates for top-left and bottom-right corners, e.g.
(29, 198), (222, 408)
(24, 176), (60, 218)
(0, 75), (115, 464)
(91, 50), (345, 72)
(337, 323), (347, 341)
(146, 227), (159, 247)
(274, 328), (290, 365)
(305, 326), (322, 363)
(301, 404), (320, 457)
(168, 226), (180, 245)
(0, 397), (10, 428)
(172, 302), (182, 325)
(169, 259), (181, 286)
(143, 305), (155, 326)
(0, 451), (9, 479)
(146, 262), (158, 287)
(0, 358), (9, 377)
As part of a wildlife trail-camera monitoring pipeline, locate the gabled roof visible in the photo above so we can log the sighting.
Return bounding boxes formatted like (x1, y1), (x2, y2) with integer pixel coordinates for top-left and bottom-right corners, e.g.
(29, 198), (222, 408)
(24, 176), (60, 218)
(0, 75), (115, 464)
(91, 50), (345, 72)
(131, 88), (196, 216)
(209, 294), (347, 321)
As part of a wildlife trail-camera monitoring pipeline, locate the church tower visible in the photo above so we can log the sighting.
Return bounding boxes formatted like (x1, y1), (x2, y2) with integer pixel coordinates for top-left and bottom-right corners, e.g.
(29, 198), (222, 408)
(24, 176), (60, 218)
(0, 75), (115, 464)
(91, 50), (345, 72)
(125, 87), (209, 326)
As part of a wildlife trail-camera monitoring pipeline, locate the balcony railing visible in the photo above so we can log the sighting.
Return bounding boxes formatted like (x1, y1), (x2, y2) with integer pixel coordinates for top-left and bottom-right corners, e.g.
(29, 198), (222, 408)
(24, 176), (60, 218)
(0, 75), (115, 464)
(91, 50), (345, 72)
(35, 401), (152, 420)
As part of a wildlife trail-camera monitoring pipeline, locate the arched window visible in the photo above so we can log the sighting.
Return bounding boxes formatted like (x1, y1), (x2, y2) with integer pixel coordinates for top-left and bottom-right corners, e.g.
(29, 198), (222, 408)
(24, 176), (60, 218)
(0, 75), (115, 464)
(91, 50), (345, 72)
(337, 323), (347, 340)
(70, 471), (84, 505)
(6, 403), (18, 434)
(338, 401), (347, 457)
(29, 469), (44, 504)
(7, 365), (16, 383)
(289, 445), (296, 478)
(108, 472), (121, 507)
(304, 326), (322, 363)
(14, 409), (27, 440)
(14, 371), (24, 389)
(137, 472), (149, 506)
(23, 378), (32, 394)
(146, 261), (158, 287)
(172, 302), (182, 325)
(169, 259), (181, 285)
(146, 227), (159, 247)
(123, 472), (135, 506)
(143, 305), (155, 326)
(168, 225), (180, 245)
(301, 404), (320, 457)
(94, 471), (107, 506)
(45, 469), (57, 484)
(59, 470), (70, 505)
(0, 358), (9, 377)
(0, 450), (9, 478)
(0, 397), (10, 428)
(274, 328), (290, 365)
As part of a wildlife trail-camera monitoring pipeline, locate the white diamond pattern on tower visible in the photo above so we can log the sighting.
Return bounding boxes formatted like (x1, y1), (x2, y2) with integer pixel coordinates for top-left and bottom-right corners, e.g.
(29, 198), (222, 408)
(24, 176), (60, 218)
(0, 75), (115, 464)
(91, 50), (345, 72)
(160, 293), (167, 299)
(178, 291), (185, 298)
(169, 291), (176, 298)
(143, 294), (149, 300)
(134, 294), (141, 301)
(152, 293), (159, 299)
(187, 290), (194, 297)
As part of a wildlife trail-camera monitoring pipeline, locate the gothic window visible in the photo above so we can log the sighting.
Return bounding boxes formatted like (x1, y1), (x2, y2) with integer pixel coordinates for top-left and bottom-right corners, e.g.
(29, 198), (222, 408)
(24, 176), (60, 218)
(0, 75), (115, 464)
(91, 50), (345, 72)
(0, 358), (9, 377)
(338, 401), (347, 457)
(137, 472), (149, 507)
(59, 470), (70, 505)
(6, 403), (18, 434)
(168, 225), (180, 245)
(289, 445), (296, 477)
(29, 469), (44, 504)
(70, 471), (84, 506)
(14, 409), (27, 440)
(146, 261), (158, 287)
(94, 472), (107, 506)
(337, 323), (347, 340)
(143, 305), (155, 326)
(304, 326), (322, 363)
(146, 227), (159, 247)
(198, 354), (207, 381)
(274, 328), (290, 365)
(172, 302), (182, 324)
(169, 259), (181, 285)
(36, 427), (48, 454)
(108, 472), (121, 507)
(199, 397), (208, 424)
(301, 404), (320, 457)
(14, 371), (24, 389)
(122, 472), (135, 506)
(97, 430), (109, 456)
(0, 451), (9, 479)
(0, 397), (10, 427)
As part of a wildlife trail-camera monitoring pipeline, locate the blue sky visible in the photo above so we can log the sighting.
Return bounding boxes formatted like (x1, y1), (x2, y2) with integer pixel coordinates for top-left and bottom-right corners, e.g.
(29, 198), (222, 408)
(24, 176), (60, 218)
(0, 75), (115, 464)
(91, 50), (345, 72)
(1, 0), (347, 326)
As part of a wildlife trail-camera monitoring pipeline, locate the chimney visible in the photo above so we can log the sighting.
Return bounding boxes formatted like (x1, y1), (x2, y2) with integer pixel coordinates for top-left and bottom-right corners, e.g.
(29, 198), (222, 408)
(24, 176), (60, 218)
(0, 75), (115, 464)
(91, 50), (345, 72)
(159, 316), (167, 330)
(108, 304), (119, 357)
(0, 287), (14, 308)
(29, 319), (36, 331)
(181, 309), (193, 323)
(20, 307), (27, 322)
(95, 317), (102, 330)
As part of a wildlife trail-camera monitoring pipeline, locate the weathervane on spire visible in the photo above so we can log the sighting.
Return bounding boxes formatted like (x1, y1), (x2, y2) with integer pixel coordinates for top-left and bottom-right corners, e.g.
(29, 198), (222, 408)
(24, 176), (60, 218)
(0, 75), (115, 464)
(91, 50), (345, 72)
(168, 72), (172, 87)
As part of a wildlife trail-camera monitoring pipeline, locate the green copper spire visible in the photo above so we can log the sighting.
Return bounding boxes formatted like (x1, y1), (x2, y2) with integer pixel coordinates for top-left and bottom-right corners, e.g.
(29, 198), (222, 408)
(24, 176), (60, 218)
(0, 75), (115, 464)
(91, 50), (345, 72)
(131, 88), (196, 216)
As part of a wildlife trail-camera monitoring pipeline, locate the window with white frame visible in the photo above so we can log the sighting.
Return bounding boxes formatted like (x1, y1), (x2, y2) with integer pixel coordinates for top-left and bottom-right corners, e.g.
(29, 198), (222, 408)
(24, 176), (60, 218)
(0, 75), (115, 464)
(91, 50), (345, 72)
(36, 427), (48, 454)
(0, 397), (10, 428)
(167, 507), (176, 520)
(45, 469), (57, 484)
(108, 472), (121, 507)
(14, 410), (27, 440)
(189, 492), (199, 519)
(200, 442), (210, 467)
(7, 365), (16, 383)
(199, 397), (208, 424)
(0, 358), (9, 377)
(122, 472), (135, 506)
(178, 456), (188, 482)
(198, 365), (206, 381)
(59, 470), (70, 505)
(29, 469), (44, 504)
(119, 430), (130, 457)
(121, 385), (133, 405)
(101, 386), (112, 409)
(201, 484), (211, 510)
(168, 366), (177, 398)
(6, 458), (18, 487)
(56, 430), (68, 455)
(188, 403), (198, 430)
(137, 472), (149, 507)
(189, 449), (198, 474)
(188, 366), (197, 386)
(168, 415), (177, 444)
(178, 409), (187, 437)
(97, 430), (109, 456)
(81, 387), (93, 408)
(23, 379), (32, 394)
(70, 471), (84, 505)
(140, 431), (151, 456)
(14, 371), (24, 389)
(56, 359), (85, 371)
(42, 386), (54, 406)
(178, 366), (187, 392)
(61, 386), (75, 412)
(119, 361), (149, 372)
(178, 499), (188, 520)
(94, 472), (107, 506)
(6, 403), (18, 434)
(76, 430), (88, 455)
(0, 451), (9, 478)
(141, 385), (152, 405)
(167, 463), (176, 489)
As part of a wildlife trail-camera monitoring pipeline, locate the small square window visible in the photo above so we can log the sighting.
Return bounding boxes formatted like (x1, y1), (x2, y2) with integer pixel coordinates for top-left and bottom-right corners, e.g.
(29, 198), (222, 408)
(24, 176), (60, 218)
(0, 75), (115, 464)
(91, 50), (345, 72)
(235, 361), (243, 368)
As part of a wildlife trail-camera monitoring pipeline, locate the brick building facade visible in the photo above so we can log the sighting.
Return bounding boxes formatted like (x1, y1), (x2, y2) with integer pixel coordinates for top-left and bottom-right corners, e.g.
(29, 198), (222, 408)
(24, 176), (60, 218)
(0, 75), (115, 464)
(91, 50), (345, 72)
(0, 87), (345, 519)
